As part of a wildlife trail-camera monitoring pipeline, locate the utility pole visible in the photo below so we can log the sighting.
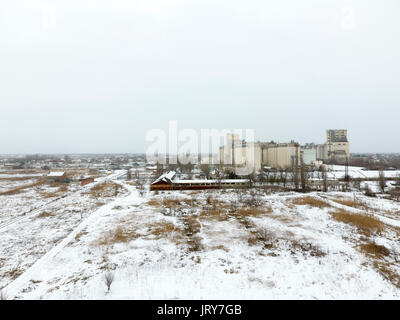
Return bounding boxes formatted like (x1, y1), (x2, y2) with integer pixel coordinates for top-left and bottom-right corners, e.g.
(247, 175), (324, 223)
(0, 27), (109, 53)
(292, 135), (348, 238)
(294, 143), (300, 191)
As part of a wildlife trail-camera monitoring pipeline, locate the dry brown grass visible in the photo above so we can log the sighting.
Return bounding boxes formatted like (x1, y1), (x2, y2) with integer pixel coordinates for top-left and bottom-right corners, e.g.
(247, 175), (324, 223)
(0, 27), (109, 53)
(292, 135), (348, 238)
(358, 241), (400, 288)
(217, 202), (232, 210)
(330, 209), (384, 236)
(181, 198), (198, 206)
(240, 214), (325, 257)
(125, 181), (137, 186)
(147, 197), (198, 209)
(89, 182), (123, 198)
(200, 208), (229, 221)
(162, 198), (182, 208)
(147, 221), (180, 240)
(49, 181), (63, 188)
(238, 206), (272, 218)
(289, 239), (326, 257)
(96, 226), (138, 246)
(0, 176), (42, 182)
(39, 191), (59, 198)
(147, 198), (162, 207)
(0, 169), (40, 175)
(360, 242), (390, 258)
(331, 198), (369, 210)
(291, 196), (331, 208)
(75, 231), (88, 242)
(188, 234), (203, 252)
(5, 264), (24, 280)
(181, 215), (203, 251)
(182, 215), (201, 234)
(247, 227), (326, 257)
(58, 185), (68, 193)
(248, 228), (275, 248)
(373, 261), (400, 288)
(36, 211), (55, 218)
(211, 245), (229, 252)
(38, 184), (69, 198)
(0, 180), (45, 196)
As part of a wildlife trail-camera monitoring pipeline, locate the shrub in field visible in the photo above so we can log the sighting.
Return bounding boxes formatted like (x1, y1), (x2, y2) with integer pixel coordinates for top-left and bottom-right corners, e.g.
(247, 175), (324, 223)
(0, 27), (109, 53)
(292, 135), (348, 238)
(360, 241), (390, 258)
(0, 290), (7, 300)
(103, 271), (115, 293)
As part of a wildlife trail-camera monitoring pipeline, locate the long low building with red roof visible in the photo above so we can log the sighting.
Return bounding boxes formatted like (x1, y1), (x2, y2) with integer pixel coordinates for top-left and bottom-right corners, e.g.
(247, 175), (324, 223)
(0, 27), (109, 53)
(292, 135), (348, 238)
(150, 171), (249, 191)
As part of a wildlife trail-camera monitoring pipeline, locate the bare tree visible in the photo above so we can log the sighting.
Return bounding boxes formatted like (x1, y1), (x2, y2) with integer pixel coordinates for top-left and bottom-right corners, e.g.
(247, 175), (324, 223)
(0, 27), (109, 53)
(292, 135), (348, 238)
(280, 169), (288, 188)
(104, 271), (115, 293)
(291, 157), (299, 191)
(307, 168), (314, 190)
(353, 178), (361, 191)
(126, 168), (132, 181)
(248, 172), (257, 189)
(268, 172), (276, 185)
(179, 161), (194, 174)
(247, 189), (262, 207)
(378, 169), (386, 193)
(289, 144), (301, 191)
(200, 164), (210, 179)
(136, 178), (145, 196)
(235, 186), (245, 203)
(259, 172), (266, 185)
(321, 165), (328, 192)
(215, 166), (223, 189)
(263, 170), (270, 186)
(156, 163), (164, 177)
(300, 154), (308, 192)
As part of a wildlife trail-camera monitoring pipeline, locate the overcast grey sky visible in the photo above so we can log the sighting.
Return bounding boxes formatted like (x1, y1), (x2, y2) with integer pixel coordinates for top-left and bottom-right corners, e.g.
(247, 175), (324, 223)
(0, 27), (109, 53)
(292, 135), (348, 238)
(1, 0), (399, 154)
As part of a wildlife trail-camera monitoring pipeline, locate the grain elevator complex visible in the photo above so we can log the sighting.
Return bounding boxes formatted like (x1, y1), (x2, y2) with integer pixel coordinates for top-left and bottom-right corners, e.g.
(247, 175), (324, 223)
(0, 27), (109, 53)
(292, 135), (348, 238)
(219, 129), (350, 172)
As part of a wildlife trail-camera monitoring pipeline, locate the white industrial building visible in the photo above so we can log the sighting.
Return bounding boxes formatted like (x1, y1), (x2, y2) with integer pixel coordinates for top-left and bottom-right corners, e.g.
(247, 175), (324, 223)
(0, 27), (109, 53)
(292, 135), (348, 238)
(219, 130), (350, 172)
(219, 134), (300, 172)
(315, 130), (350, 164)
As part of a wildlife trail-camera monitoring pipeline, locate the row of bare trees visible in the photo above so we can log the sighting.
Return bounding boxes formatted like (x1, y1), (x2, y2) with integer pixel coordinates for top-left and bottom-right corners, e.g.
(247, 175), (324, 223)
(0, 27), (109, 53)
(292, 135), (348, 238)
(150, 160), (397, 196)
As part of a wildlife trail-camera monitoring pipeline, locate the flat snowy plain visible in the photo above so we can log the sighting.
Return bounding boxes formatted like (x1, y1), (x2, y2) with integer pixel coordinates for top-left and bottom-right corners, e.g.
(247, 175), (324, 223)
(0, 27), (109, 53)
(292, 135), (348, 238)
(1, 170), (400, 300)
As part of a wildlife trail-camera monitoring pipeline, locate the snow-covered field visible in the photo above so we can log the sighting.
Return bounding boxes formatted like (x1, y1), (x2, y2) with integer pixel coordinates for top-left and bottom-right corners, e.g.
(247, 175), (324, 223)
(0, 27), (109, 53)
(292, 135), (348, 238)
(1, 173), (400, 300)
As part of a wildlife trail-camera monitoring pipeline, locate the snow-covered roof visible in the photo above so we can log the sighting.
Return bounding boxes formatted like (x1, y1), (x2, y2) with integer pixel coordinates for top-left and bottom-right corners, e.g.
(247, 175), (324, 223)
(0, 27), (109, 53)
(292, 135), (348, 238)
(151, 171), (176, 185)
(47, 172), (65, 177)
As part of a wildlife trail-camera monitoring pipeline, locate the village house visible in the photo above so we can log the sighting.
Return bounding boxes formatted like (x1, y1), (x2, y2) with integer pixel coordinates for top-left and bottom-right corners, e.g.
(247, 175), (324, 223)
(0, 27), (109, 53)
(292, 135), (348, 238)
(47, 171), (68, 183)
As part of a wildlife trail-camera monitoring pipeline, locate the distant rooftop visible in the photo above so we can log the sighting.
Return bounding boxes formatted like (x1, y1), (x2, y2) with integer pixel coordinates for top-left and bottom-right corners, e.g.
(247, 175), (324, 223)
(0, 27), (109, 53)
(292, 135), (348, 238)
(47, 172), (65, 177)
